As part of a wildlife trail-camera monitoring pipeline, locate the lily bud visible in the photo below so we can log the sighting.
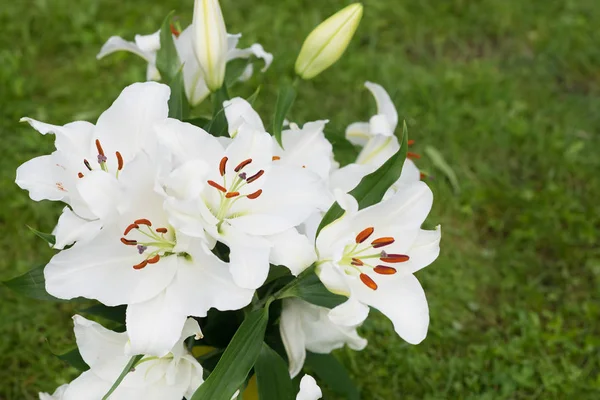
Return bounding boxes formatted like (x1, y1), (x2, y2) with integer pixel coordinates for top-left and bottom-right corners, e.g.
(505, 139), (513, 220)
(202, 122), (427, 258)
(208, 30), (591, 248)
(295, 3), (363, 80)
(192, 0), (228, 92)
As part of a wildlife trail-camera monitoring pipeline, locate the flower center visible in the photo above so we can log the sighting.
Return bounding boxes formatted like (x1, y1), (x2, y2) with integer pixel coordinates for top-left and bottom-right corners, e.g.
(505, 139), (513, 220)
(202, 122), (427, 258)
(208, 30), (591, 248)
(339, 226), (410, 291)
(206, 156), (267, 222)
(120, 218), (180, 270)
(77, 139), (124, 179)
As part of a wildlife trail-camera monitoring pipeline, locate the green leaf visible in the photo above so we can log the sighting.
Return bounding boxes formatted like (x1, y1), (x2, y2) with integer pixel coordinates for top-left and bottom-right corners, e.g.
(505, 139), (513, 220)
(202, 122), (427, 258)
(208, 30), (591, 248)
(206, 85), (231, 137)
(424, 145), (460, 194)
(225, 58), (251, 86)
(184, 116), (212, 130)
(3, 264), (61, 301)
(56, 348), (89, 372)
(167, 67), (190, 120)
(81, 304), (126, 324)
(102, 355), (144, 400)
(272, 85), (296, 146)
(276, 265), (346, 308)
(246, 85), (261, 105)
(305, 352), (360, 400)
(255, 343), (294, 400)
(316, 121), (409, 236)
(191, 308), (269, 400)
(27, 225), (55, 246)
(155, 11), (180, 83)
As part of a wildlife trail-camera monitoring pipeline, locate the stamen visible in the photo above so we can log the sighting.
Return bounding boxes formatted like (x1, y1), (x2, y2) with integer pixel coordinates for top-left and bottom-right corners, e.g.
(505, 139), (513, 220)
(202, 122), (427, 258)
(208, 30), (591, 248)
(351, 258), (364, 266)
(207, 180), (227, 192)
(97, 154), (108, 164)
(238, 172), (247, 180)
(246, 170), (264, 183)
(83, 159), (92, 171)
(247, 189), (262, 199)
(374, 265), (397, 275)
(156, 227), (168, 234)
(371, 237), (395, 248)
(380, 254), (410, 263)
(359, 273), (378, 290)
(170, 23), (180, 37)
(234, 158), (252, 172)
(124, 223), (139, 235)
(95, 139), (105, 157)
(420, 173), (426, 180)
(147, 255), (160, 264)
(219, 157), (228, 176)
(356, 227), (374, 243)
(408, 139), (415, 146)
(137, 245), (147, 254)
(407, 152), (421, 160)
(134, 219), (152, 226)
(78, 172), (84, 178)
(120, 238), (137, 245)
(225, 191), (240, 198)
(116, 151), (124, 171)
(133, 260), (148, 270)
(272, 156), (281, 161)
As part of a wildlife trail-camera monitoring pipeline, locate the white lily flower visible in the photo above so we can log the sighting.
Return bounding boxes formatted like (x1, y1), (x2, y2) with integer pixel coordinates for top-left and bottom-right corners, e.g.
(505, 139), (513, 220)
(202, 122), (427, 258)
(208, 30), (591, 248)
(192, 0), (227, 91)
(40, 315), (204, 400)
(97, 26), (272, 105)
(297, 375), (323, 400)
(315, 183), (441, 344)
(44, 153), (253, 356)
(16, 82), (171, 249)
(156, 102), (331, 288)
(280, 298), (367, 378)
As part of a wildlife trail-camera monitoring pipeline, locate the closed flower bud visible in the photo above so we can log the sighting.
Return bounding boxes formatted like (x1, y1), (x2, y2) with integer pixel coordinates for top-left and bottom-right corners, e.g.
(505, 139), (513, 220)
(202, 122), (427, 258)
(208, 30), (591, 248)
(192, 0), (228, 92)
(295, 3), (363, 80)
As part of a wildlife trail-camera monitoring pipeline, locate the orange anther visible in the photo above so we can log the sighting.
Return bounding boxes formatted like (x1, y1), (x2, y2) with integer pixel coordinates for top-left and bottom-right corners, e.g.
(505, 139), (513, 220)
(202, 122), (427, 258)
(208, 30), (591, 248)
(360, 273), (378, 290)
(371, 237), (395, 248)
(247, 189), (262, 199)
(356, 227), (374, 244)
(207, 180), (227, 192)
(374, 265), (397, 275)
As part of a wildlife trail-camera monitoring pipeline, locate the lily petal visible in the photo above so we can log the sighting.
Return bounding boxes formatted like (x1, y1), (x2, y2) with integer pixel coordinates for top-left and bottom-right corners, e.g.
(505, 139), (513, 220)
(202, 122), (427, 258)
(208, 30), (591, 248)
(267, 228), (317, 276)
(365, 81), (398, 133)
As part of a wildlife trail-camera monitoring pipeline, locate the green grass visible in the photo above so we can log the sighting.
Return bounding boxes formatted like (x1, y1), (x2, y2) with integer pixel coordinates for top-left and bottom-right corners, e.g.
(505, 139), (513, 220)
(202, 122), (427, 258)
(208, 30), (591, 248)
(1, 0), (599, 398)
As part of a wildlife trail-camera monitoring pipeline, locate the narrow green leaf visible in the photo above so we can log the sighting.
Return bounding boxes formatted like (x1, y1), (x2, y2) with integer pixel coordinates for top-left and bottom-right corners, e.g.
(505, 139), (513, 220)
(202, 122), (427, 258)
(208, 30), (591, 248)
(191, 308), (269, 400)
(56, 348), (89, 372)
(102, 355), (144, 400)
(225, 58), (251, 86)
(316, 122), (409, 236)
(155, 11), (180, 83)
(184, 116), (212, 130)
(272, 85), (296, 146)
(27, 225), (55, 246)
(81, 304), (126, 324)
(246, 85), (261, 105)
(3, 264), (61, 301)
(276, 265), (345, 308)
(255, 343), (294, 400)
(424, 145), (460, 193)
(206, 85), (231, 137)
(305, 352), (360, 400)
(167, 67), (190, 120)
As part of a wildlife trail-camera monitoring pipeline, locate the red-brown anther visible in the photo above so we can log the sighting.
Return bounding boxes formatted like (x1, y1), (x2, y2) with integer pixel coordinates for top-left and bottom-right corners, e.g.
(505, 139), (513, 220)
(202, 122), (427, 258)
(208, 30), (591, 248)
(78, 172), (84, 178)
(380, 254), (410, 263)
(95, 139), (105, 156)
(234, 158), (252, 172)
(420, 173), (426, 180)
(247, 189), (263, 199)
(219, 157), (228, 176)
(207, 180), (227, 192)
(135, 219), (152, 226)
(116, 151), (124, 171)
(146, 255), (160, 264)
(170, 23), (180, 37)
(133, 260), (148, 270)
(156, 227), (168, 234)
(355, 227), (375, 243)
(408, 139), (415, 146)
(360, 273), (378, 290)
(120, 237), (138, 245)
(351, 258), (364, 266)
(225, 191), (240, 198)
(272, 156), (281, 161)
(407, 152), (421, 160)
(371, 237), (395, 248)
(246, 170), (264, 183)
(374, 265), (397, 275)
(124, 223), (139, 235)
(84, 159), (92, 171)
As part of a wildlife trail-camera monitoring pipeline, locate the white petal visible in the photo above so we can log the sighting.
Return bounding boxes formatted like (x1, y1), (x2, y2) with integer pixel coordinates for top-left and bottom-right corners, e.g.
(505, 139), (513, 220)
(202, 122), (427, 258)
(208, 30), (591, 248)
(226, 234), (271, 290)
(16, 155), (68, 202)
(280, 299), (308, 378)
(328, 297), (369, 327)
(174, 27), (210, 106)
(134, 31), (161, 53)
(227, 43), (273, 72)
(315, 263), (351, 297)
(267, 228), (317, 276)
(19, 117), (94, 154)
(345, 121), (371, 146)
(333, 189), (358, 214)
(224, 125), (272, 171)
(170, 318), (203, 359)
(75, 170), (121, 221)
(365, 81), (398, 133)
(52, 207), (102, 249)
(223, 97), (265, 136)
(97, 36), (152, 61)
(297, 375), (322, 400)
(329, 163), (372, 194)
(352, 274), (429, 344)
(61, 370), (111, 400)
(400, 226), (441, 275)
(39, 384), (69, 400)
(125, 290), (189, 357)
(355, 134), (399, 167)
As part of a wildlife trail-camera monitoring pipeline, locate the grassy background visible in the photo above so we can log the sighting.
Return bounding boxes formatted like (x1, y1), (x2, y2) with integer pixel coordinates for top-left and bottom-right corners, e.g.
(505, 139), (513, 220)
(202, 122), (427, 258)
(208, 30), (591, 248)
(1, 0), (599, 398)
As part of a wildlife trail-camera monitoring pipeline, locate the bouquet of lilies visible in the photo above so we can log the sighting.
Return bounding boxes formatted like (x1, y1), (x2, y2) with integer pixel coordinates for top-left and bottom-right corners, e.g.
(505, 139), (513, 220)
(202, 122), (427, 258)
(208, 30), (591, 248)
(7, 1), (441, 399)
